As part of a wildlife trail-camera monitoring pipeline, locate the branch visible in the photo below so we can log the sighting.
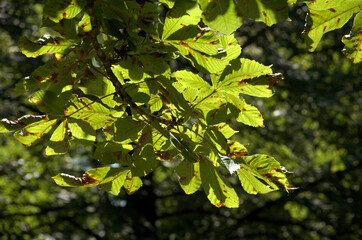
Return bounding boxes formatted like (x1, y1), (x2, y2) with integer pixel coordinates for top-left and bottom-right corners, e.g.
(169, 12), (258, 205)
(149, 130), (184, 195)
(85, 0), (171, 126)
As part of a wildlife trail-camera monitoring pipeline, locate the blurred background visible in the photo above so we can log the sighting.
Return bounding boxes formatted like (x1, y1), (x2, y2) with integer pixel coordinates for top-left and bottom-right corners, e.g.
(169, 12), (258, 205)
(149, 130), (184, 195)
(0, 1), (361, 239)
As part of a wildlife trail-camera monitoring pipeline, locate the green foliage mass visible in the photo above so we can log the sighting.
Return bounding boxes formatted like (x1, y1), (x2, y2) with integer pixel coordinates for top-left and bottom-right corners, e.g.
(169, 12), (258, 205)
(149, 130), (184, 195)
(0, 0), (361, 209)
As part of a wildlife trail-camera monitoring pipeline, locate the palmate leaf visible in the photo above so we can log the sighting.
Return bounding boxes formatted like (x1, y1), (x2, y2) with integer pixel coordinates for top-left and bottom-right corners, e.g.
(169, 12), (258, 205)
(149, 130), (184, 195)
(18, 35), (75, 58)
(200, 158), (239, 208)
(53, 167), (130, 187)
(342, 11), (362, 63)
(302, 0), (362, 51)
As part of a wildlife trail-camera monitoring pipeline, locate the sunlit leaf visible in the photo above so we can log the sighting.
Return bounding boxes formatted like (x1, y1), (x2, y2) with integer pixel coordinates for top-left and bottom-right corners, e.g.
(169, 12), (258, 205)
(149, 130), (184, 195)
(239, 154), (295, 192)
(52, 167), (129, 187)
(98, 169), (130, 195)
(43, 0), (84, 23)
(175, 160), (201, 194)
(342, 11), (362, 63)
(200, 158), (239, 208)
(14, 118), (58, 146)
(302, 0), (362, 51)
(67, 118), (96, 142)
(64, 96), (115, 130)
(45, 120), (68, 156)
(0, 115), (47, 133)
(18, 35), (74, 58)
(124, 174), (143, 195)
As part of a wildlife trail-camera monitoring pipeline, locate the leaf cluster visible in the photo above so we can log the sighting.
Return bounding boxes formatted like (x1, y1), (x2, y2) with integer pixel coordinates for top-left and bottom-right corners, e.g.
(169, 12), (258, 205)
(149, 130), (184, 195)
(1, 0), (360, 208)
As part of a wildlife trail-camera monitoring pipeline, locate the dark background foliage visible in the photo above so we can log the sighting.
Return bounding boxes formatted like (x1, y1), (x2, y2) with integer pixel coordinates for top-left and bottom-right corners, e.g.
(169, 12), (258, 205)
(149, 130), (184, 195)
(0, 1), (361, 239)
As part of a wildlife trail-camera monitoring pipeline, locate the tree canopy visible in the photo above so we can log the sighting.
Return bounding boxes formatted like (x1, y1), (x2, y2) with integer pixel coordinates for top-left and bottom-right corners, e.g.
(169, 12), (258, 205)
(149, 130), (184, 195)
(0, 0), (361, 239)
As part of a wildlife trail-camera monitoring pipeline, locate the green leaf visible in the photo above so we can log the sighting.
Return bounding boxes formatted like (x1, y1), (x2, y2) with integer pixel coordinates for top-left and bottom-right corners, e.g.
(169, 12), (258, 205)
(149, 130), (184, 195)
(161, 1), (201, 40)
(113, 117), (145, 142)
(237, 167), (274, 194)
(175, 160), (202, 194)
(93, 142), (133, 165)
(219, 35), (242, 62)
(200, 158), (239, 208)
(228, 140), (248, 158)
(225, 94), (264, 127)
(198, 0), (243, 35)
(52, 167), (129, 187)
(199, 0), (289, 34)
(18, 35), (74, 58)
(15, 59), (73, 95)
(206, 104), (229, 125)
(44, 0), (84, 23)
(302, 0), (362, 51)
(172, 70), (210, 89)
(342, 11), (362, 63)
(217, 58), (273, 95)
(64, 96), (115, 130)
(0, 115), (47, 133)
(42, 18), (77, 40)
(159, 0), (176, 8)
(67, 118), (96, 142)
(29, 90), (68, 116)
(45, 120), (69, 156)
(169, 132), (198, 163)
(167, 26), (220, 55)
(234, 0), (290, 26)
(98, 169), (130, 195)
(14, 118), (58, 146)
(124, 174), (143, 195)
(130, 126), (158, 177)
(239, 154), (295, 192)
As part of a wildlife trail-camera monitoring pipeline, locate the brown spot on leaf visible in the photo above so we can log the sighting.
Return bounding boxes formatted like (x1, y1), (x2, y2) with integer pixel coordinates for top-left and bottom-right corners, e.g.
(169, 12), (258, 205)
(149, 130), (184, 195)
(329, 8), (336, 13)
(323, 25), (327, 32)
(229, 151), (248, 158)
(262, 10), (268, 23)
